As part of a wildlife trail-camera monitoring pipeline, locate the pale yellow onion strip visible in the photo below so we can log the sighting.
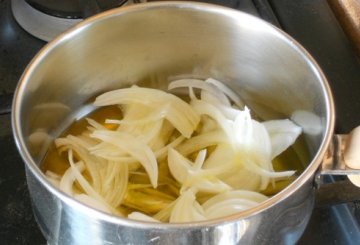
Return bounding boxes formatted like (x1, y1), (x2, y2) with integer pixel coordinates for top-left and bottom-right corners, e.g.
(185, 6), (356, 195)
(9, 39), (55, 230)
(103, 161), (117, 199)
(188, 86), (197, 101)
(68, 134), (128, 167)
(182, 171), (233, 194)
(203, 144), (234, 169)
(91, 135), (185, 164)
(99, 163), (107, 192)
(205, 78), (245, 109)
(118, 103), (157, 135)
(105, 106), (167, 126)
(127, 106), (189, 140)
(90, 142), (128, 157)
(45, 171), (61, 188)
(239, 155), (295, 179)
(176, 130), (227, 156)
(217, 168), (262, 191)
(260, 176), (270, 191)
(167, 148), (191, 183)
(232, 107), (253, 149)
(89, 153), (133, 163)
(202, 190), (268, 210)
(116, 105), (147, 135)
(240, 152), (271, 191)
(137, 120), (164, 146)
(86, 118), (108, 130)
(67, 134), (97, 150)
(169, 189), (206, 223)
(128, 212), (161, 223)
(67, 150), (121, 215)
(193, 149), (207, 170)
(262, 119), (302, 159)
(198, 116), (219, 134)
(66, 150), (102, 200)
(45, 170), (61, 180)
(205, 154), (261, 192)
(78, 134), (101, 147)
(55, 137), (103, 193)
(232, 113), (276, 189)
(163, 105), (198, 138)
(190, 99), (234, 142)
(192, 163), (236, 180)
(204, 199), (260, 220)
(154, 135), (185, 160)
(59, 161), (85, 196)
(149, 120), (175, 152)
(258, 161), (271, 190)
(168, 78), (230, 106)
(90, 130), (158, 188)
(152, 201), (176, 222)
(248, 120), (272, 160)
(200, 90), (240, 120)
(94, 87), (200, 138)
(190, 179), (232, 194)
(108, 163), (128, 207)
(120, 109), (163, 141)
(103, 161), (117, 204)
(167, 148), (231, 194)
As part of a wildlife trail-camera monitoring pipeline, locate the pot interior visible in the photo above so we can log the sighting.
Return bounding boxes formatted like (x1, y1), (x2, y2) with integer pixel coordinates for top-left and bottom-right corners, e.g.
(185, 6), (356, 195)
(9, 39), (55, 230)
(14, 2), (333, 219)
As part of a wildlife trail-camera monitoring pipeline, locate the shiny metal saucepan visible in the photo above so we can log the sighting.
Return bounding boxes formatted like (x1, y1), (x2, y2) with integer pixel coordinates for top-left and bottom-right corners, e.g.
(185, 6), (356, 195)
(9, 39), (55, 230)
(11, 2), (360, 245)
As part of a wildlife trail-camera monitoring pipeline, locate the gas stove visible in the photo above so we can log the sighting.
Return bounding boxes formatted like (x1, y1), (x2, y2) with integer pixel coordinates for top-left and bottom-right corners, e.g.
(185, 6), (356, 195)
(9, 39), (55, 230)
(1, 0), (360, 244)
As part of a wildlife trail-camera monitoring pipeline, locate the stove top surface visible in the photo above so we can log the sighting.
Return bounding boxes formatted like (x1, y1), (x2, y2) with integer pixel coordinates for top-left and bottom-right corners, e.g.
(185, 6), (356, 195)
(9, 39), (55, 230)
(1, 0), (360, 244)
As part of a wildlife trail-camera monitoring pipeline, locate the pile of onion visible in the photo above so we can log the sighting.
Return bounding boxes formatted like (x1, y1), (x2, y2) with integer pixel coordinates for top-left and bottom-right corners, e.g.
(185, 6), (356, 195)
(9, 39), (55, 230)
(45, 78), (302, 223)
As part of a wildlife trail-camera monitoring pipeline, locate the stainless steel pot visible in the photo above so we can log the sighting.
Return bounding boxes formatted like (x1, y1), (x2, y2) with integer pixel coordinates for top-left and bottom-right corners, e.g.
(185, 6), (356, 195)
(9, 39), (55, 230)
(12, 2), (342, 244)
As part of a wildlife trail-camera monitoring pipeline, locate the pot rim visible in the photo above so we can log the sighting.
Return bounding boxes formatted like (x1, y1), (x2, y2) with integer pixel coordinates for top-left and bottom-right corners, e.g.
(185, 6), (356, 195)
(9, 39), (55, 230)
(12, 1), (335, 228)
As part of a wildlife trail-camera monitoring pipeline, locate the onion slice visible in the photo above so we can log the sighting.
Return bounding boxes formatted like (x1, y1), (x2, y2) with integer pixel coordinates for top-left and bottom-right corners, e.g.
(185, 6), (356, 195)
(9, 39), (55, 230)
(94, 87), (200, 138)
(128, 212), (161, 223)
(262, 119), (302, 159)
(169, 189), (206, 223)
(90, 130), (158, 188)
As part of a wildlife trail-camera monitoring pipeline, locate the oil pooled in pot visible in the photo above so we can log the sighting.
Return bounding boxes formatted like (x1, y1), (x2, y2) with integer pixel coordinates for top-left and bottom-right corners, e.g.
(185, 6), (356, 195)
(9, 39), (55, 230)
(42, 104), (308, 216)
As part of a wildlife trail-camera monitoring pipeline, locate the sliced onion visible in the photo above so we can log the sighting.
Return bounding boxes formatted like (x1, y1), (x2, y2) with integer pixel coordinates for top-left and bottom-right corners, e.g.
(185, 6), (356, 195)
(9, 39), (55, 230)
(169, 189), (206, 223)
(201, 90), (241, 120)
(128, 212), (161, 223)
(205, 78), (245, 109)
(168, 148), (190, 183)
(45, 170), (61, 188)
(90, 130), (158, 188)
(176, 130), (228, 156)
(55, 135), (104, 193)
(220, 168), (262, 191)
(94, 87), (200, 138)
(262, 119), (302, 159)
(67, 150), (120, 215)
(168, 148), (231, 194)
(202, 190), (268, 210)
(204, 199), (260, 219)
(191, 99), (233, 141)
(59, 161), (85, 196)
(49, 77), (302, 222)
(168, 78), (229, 105)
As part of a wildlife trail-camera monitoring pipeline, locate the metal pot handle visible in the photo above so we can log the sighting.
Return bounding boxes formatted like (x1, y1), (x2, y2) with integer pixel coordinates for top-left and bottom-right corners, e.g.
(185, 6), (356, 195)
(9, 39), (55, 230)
(315, 126), (360, 207)
(319, 126), (360, 181)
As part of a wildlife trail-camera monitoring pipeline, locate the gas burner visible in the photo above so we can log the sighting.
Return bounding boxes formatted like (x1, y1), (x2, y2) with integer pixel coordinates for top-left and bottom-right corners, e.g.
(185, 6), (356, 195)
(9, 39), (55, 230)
(11, 0), (143, 41)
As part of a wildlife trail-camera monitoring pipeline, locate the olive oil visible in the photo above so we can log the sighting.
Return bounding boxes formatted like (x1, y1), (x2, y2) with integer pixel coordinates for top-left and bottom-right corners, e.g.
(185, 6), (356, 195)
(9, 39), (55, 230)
(41, 105), (123, 175)
(42, 103), (308, 216)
